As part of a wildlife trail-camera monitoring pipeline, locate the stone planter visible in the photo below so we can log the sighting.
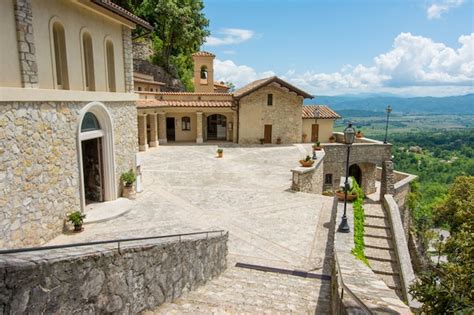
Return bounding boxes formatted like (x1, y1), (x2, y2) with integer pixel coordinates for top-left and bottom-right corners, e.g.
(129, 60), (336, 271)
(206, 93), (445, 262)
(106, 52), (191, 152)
(336, 190), (357, 202)
(123, 185), (136, 199)
(74, 224), (83, 232)
(299, 160), (315, 167)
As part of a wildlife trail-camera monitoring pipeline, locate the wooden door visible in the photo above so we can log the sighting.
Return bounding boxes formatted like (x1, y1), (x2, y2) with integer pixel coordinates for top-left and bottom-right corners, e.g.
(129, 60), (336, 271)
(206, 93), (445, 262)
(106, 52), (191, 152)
(264, 125), (272, 143)
(311, 124), (319, 142)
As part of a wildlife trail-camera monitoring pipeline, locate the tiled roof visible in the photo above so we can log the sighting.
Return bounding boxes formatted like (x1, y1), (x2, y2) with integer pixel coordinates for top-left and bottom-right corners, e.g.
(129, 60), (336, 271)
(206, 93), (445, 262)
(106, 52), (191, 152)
(133, 77), (165, 85)
(192, 51), (215, 57)
(233, 76), (313, 99)
(152, 92), (232, 96)
(91, 0), (153, 30)
(214, 81), (230, 88)
(137, 99), (234, 108)
(302, 105), (341, 119)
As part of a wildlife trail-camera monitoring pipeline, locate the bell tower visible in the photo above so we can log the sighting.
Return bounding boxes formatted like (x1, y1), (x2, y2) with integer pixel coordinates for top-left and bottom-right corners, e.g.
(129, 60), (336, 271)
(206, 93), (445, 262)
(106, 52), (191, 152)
(192, 51), (215, 93)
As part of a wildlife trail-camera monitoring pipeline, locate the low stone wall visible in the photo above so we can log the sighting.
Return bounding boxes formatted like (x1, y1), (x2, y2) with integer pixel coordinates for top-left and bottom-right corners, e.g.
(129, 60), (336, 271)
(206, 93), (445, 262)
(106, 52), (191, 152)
(383, 195), (419, 309)
(330, 198), (411, 314)
(0, 233), (228, 314)
(291, 151), (325, 194)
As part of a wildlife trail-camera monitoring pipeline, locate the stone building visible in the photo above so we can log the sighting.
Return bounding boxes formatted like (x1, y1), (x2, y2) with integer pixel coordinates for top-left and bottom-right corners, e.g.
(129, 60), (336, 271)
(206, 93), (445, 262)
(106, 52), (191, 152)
(135, 51), (341, 147)
(0, 0), (151, 248)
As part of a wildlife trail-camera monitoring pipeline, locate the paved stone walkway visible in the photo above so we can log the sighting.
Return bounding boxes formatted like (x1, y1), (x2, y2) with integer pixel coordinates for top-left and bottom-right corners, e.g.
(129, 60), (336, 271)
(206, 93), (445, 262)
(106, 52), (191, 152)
(49, 144), (334, 313)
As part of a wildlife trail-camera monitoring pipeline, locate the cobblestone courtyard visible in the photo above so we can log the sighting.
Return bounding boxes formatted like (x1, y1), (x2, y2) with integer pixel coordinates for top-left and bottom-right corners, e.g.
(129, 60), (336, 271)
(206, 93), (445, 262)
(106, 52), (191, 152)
(50, 144), (335, 313)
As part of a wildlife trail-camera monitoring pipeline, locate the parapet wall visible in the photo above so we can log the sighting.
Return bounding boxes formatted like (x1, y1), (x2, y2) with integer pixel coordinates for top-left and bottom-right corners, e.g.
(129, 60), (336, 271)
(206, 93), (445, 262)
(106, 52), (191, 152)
(0, 234), (228, 314)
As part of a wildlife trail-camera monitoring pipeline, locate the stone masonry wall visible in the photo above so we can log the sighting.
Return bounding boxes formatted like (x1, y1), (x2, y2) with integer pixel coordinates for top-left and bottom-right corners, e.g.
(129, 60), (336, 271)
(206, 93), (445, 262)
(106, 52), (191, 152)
(0, 101), (137, 249)
(291, 154), (324, 194)
(14, 0), (38, 88)
(0, 234), (228, 314)
(122, 26), (134, 93)
(238, 85), (303, 144)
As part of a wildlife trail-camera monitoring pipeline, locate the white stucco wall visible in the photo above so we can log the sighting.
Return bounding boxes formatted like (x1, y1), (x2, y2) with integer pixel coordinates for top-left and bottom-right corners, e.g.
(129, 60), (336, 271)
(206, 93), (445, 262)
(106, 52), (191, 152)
(32, 0), (126, 91)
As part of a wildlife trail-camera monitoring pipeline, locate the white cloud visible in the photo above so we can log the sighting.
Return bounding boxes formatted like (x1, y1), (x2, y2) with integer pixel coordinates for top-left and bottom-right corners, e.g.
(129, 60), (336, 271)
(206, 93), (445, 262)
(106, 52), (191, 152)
(214, 33), (474, 96)
(427, 0), (465, 19)
(286, 32), (474, 96)
(205, 28), (255, 46)
(214, 59), (274, 88)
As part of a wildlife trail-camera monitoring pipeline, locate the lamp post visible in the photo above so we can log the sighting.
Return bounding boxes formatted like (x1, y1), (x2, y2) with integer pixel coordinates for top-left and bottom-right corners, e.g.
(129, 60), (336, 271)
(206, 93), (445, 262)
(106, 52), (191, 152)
(338, 122), (355, 233)
(312, 107), (320, 160)
(383, 105), (392, 144)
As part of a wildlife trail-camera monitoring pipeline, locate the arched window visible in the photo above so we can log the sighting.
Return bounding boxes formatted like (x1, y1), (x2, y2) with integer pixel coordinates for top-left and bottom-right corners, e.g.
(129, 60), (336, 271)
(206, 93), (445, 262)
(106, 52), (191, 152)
(200, 66), (208, 80)
(81, 112), (101, 132)
(182, 116), (191, 131)
(105, 40), (116, 92)
(82, 32), (95, 91)
(52, 21), (69, 89)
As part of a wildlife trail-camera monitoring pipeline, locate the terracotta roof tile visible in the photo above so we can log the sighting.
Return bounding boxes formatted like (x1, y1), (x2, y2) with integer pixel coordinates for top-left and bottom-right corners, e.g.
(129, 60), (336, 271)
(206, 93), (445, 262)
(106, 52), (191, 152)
(154, 92), (232, 96)
(233, 76), (313, 99)
(192, 51), (215, 57)
(302, 105), (341, 119)
(137, 99), (233, 108)
(133, 77), (165, 85)
(91, 0), (153, 30)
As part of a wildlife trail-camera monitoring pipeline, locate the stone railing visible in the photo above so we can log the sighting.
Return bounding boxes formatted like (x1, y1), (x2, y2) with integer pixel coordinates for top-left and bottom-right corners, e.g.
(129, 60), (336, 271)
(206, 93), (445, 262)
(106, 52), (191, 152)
(331, 197), (412, 314)
(0, 233), (228, 314)
(383, 195), (421, 310)
(332, 132), (386, 145)
(291, 150), (325, 194)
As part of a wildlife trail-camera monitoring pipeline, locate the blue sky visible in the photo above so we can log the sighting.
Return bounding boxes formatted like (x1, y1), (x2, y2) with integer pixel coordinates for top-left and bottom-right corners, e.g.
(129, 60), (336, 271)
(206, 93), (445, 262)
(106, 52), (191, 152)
(201, 0), (474, 96)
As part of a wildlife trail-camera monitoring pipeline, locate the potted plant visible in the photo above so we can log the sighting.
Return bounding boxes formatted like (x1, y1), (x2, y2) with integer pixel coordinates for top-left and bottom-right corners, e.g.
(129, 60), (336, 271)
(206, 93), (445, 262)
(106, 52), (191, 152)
(217, 148), (223, 158)
(259, 138), (265, 145)
(121, 169), (137, 199)
(356, 130), (364, 138)
(276, 137), (282, 144)
(299, 155), (315, 167)
(67, 211), (86, 232)
(312, 141), (322, 151)
(302, 133), (308, 142)
(336, 186), (358, 202)
(329, 135), (336, 143)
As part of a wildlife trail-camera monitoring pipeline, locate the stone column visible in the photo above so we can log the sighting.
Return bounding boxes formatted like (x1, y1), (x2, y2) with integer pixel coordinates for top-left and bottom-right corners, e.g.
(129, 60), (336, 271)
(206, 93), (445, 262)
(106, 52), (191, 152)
(380, 160), (395, 199)
(122, 26), (134, 93)
(138, 114), (148, 151)
(196, 112), (203, 144)
(149, 113), (158, 147)
(158, 112), (167, 144)
(233, 112), (238, 143)
(14, 0), (38, 88)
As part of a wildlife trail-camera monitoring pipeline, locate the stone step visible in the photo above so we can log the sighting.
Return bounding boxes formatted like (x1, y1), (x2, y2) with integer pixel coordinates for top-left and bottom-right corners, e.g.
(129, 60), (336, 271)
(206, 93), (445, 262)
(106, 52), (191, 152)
(378, 273), (403, 291)
(364, 247), (396, 260)
(365, 214), (386, 219)
(364, 223), (391, 230)
(367, 258), (400, 275)
(364, 226), (392, 238)
(363, 205), (386, 217)
(365, 243), (394, 251)
(364, 216), (389, 227)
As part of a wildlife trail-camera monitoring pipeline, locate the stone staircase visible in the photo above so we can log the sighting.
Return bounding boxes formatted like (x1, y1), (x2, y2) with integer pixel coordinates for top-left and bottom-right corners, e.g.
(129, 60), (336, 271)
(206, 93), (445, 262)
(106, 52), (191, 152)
(363, 202), (404, 299)
(146, 261), (331, 314)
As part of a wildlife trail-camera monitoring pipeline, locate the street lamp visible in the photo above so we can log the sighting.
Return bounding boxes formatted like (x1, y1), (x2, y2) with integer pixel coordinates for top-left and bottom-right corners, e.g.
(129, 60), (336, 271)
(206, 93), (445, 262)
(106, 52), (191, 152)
(312, 107), (320, 160)
(383, 105), (392, 144)
(338, 122), (355, 233)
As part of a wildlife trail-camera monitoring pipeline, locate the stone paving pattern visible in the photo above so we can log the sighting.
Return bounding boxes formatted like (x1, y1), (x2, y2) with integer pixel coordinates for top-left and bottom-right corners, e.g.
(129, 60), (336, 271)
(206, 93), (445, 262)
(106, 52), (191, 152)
(50, 144), (334, 313)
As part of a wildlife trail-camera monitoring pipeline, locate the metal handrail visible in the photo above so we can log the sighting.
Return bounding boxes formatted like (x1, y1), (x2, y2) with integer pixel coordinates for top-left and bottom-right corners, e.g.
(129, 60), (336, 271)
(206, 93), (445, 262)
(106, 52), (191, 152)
(0, 230), (226, 255)
(334, 251), (374, 315)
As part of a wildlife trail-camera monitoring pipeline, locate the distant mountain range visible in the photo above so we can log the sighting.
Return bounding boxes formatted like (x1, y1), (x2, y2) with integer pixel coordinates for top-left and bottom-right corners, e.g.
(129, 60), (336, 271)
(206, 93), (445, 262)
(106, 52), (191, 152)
(304, 94), (474, 115)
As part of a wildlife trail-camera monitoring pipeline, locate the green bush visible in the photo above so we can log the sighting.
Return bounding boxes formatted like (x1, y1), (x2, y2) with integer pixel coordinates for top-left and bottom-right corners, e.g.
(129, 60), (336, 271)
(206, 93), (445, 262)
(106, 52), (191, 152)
(351, 178), (369, 265)
(217, 148), (223, 154)
(67, 211), (86, 226)
(121, 169), (137, 187)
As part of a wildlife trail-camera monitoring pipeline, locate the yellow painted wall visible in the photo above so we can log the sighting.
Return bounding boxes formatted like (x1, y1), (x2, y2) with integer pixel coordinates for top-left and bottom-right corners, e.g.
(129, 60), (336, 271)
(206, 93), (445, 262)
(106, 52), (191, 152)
(0, 1), (22, 87)
(32, 0), (125, 91)
(238, 85), (303, 144)
(166, 112), (198, 142)
(302, 119), (335, 143)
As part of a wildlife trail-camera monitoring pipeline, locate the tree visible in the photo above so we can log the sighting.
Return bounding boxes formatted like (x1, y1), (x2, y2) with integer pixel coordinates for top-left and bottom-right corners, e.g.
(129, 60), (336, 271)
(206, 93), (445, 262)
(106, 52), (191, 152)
(123, 0), (210, 91)
(409, 176), (474, 313)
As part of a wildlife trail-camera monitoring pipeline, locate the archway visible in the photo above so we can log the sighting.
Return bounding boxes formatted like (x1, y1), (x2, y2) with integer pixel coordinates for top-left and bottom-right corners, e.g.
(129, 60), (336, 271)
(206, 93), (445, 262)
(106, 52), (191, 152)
(77, 102), (116, 210)
(349, 164), (362, 187)
(207, 114), (227, 140)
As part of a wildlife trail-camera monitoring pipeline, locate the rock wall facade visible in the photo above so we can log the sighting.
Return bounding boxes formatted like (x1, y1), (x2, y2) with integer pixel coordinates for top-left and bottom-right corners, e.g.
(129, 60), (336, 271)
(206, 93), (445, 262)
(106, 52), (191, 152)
(0, 101), (137, 249)
(238, 85), (303, 144)
(291, 156), (324, 194)
(133, 59), (185, 92)
(0, 234), (228, 314)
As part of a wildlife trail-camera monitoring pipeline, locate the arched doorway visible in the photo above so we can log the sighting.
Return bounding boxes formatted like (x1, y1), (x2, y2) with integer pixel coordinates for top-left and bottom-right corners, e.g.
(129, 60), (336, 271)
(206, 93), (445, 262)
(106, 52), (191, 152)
(78, 102), (116, 210)
(349, 164), (362, 187)
(207, 114), (227, 140)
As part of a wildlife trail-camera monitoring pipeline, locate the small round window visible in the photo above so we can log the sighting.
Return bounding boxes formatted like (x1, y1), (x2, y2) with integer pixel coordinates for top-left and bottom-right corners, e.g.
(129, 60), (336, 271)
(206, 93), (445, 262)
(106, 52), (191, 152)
(81, 112), (101, 132)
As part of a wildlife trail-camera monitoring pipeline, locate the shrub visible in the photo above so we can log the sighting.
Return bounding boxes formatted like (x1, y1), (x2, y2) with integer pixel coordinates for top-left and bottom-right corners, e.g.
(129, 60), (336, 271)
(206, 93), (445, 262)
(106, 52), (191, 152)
(217, 148), (223, 153)
(67, 211), (86, 226)
(350, 178), (369, 265)
(121, 169), (137, 187)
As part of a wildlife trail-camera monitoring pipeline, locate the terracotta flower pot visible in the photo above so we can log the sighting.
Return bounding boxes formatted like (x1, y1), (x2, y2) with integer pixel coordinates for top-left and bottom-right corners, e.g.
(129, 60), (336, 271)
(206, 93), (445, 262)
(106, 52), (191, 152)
(123, 185), (136, 199)
(217, 152), (223, 158)
(313, 147), (322, 151)
(356, 132), (364, 138)
(336, 190), (357, 202)
(299, 159), (315, 167)
(329, 137), (336, 143)
(74, 224), (83, 232)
